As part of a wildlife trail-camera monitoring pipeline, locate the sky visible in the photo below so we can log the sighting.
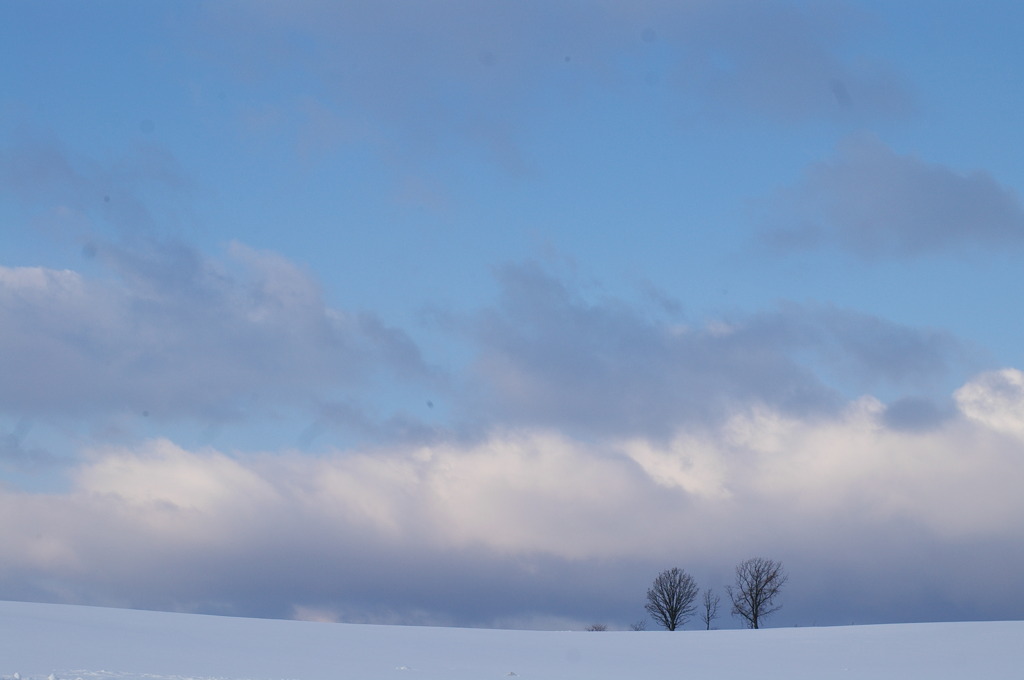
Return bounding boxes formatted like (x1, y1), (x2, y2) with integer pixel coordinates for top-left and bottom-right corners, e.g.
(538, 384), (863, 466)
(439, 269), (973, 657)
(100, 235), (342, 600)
(1, 0), (1024, 630)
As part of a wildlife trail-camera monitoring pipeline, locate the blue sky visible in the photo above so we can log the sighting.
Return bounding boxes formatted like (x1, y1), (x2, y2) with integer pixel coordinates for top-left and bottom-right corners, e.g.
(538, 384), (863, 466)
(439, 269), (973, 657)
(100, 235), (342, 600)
(2, 0), (1024, 629)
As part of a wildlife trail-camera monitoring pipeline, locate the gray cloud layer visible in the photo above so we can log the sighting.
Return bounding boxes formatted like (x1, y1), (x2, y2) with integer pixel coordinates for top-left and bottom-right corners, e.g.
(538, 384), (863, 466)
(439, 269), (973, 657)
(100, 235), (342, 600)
(197, 0), (911, 174)
(761, 135), (1024, 257)
(0, 242), (433, 421)
(0, 134), (193, 245)
(459, 263), (960, 438)
(672, 1), (912, 121)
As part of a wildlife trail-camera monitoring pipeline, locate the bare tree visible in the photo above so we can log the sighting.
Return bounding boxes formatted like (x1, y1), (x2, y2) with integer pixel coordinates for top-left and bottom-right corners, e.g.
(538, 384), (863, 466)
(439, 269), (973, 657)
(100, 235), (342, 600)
(700, 588), (720, 630)
(726, 557), (787, 629)
(644, 567), (699, 631)
(629, 620), (647, 631)
(585, 623), (608, 631)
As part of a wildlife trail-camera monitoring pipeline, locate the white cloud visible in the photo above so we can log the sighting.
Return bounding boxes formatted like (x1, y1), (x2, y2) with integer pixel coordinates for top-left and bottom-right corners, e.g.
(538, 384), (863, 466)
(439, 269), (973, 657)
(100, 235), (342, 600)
(2, 369), (1023, 623)
(621, 435), (731, 500)
(0, 265), (83, 293)
(290, 605), (341, 623)
(78, 439), (280, 515)
(955, 368), (1024, 439)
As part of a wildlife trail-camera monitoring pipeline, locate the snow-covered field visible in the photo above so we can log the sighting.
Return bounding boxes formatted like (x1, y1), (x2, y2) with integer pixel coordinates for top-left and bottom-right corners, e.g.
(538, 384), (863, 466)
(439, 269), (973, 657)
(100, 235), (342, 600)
(2, 600), (1021, 680)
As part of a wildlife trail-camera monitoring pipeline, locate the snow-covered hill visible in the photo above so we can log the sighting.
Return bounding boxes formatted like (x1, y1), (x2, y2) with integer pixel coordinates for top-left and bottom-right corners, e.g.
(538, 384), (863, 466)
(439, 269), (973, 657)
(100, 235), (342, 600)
(1, 600), (1020, 680)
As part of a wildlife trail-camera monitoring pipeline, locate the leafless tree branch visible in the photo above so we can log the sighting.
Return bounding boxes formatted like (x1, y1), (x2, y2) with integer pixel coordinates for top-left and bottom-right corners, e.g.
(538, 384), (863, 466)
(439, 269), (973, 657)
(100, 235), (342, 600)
(727, 557), (787, 629)
(700, 587), (720, 630)
(644, 567), (699, 631)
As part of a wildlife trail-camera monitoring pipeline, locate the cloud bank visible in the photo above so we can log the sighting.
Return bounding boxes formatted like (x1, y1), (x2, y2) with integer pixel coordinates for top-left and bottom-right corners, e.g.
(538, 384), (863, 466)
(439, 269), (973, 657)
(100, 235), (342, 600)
(2, 368), (1022, 626)
(0, 233), (995, 627)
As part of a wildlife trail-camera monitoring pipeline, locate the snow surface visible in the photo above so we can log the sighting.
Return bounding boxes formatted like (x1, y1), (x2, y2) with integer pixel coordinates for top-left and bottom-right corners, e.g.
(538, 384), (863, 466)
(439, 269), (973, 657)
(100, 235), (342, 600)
(2, 600), (1021, 680)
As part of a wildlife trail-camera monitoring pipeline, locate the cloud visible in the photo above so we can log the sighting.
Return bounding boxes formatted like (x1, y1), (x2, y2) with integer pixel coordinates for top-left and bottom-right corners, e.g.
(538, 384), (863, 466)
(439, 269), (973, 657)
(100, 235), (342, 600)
(195, 0), (911, 173)
(0, 242), (435, 422)
(760, 135), (1024, 257)
(881, 396), (955, 432)
(0, 247), (966, 487)
(457, 263), (962, 438)
(0, 418), (57, 469)
(2, 370), (1023, 626)
(955, 368), (1024, 439)
(0, 133), (193, 242)
(674, 1), (913, 122)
